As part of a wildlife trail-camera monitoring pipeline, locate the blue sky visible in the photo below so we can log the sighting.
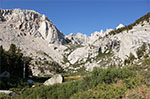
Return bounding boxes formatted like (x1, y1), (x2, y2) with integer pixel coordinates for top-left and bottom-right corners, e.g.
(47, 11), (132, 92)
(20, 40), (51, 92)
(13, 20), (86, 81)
(0, 0), (150, 35)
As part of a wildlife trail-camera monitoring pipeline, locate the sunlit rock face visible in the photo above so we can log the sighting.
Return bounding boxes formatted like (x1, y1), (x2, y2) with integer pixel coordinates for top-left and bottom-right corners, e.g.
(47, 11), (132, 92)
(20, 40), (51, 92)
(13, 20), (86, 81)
(0, 9), (66, 45)
(65, 32), (89, 45)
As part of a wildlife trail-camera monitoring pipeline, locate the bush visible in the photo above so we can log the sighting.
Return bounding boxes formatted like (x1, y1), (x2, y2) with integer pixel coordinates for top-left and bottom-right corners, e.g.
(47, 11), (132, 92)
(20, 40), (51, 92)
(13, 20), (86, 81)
(124, 53), (136, 65)
(70, 90), (96, 99)
(0, 77), (30, 90)
(0, 93), (11, 99)
(13, 79), (87, 99)
(123, 77), (142, 89)
(136, 43), (146, 59)
(71, 84), (127, 99)
(127, 94), (142, 99)
(96, 84), (126, 99)
(85, 67), (136, 87)
(142, 59), (150, 66)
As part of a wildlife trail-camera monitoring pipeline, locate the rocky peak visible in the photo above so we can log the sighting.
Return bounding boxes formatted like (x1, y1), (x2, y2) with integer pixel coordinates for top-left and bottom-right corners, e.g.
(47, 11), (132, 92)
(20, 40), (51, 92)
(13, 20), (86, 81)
(116, 24), (124, 29)
(0, 8), (66, 45)
(65, 32), (89, 45)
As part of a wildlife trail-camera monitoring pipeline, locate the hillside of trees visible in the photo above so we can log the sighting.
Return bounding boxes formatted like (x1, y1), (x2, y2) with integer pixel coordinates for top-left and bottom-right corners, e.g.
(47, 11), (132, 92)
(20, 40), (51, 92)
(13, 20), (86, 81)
(0, 44), (31, 78)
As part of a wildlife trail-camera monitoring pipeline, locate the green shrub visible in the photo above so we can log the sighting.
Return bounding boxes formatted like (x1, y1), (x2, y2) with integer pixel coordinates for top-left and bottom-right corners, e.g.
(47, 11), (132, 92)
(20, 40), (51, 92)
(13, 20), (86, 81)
(0, 77), (30, 90)
(127, 64), (139, 71)
(136, 43), (146, 59)
(70, 90), (96, 99)
(85, 67), (136, 87)
(96, 84), (126, 99)
(129, 53), (136, 63)
(142, 59), (150, 66)
(14, 79), (87, 99)
(71, 84), (127, 99)
(123, 77), (142, 89)
(0, 93), (11, 99)
(124, 53), (135, 65)
(143, 53), (149, 58)
(127, 94), (142, 99)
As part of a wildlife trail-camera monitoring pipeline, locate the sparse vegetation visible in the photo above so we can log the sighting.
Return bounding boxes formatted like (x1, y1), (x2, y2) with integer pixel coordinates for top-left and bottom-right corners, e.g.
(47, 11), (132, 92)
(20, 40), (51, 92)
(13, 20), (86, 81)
(124, 53), (136, 65)
(136, 43), (146, 59)
(62, 56), (70, 64)
(35, 59), (64, 74)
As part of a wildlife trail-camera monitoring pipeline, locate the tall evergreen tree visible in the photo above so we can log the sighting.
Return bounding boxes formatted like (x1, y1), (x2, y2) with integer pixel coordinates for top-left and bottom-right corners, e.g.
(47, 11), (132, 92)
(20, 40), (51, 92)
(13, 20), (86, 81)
(0, 44), (31, 78)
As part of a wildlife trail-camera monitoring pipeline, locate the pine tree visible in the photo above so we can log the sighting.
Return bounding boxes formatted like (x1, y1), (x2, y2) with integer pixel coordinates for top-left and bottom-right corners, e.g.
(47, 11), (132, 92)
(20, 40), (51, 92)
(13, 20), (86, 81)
(0, 44), (31, 78)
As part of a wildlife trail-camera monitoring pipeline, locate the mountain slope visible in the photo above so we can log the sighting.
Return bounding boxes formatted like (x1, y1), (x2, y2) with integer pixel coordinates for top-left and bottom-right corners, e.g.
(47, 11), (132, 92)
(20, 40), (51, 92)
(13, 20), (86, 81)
(0, 9), (67, 44)
(0, 9), (67, 76)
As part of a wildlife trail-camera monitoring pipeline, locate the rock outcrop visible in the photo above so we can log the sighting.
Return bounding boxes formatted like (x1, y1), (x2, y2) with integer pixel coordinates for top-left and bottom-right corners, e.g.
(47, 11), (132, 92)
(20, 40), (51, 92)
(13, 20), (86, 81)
(0, 71), (10, 78)
(0, 90), (15, 96)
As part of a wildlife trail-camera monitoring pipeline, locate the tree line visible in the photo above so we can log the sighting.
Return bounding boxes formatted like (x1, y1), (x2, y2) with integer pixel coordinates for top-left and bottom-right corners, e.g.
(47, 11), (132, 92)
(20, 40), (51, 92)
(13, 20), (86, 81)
(0, 44), (31, 78)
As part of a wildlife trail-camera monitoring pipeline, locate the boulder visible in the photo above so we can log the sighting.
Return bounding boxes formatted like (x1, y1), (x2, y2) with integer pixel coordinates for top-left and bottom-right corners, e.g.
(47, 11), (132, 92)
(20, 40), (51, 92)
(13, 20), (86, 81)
(0, 71), (10, 78)
(0, 90), (15, 96)
(27, 79), (34, 84)
(27, 79), (34, 87)
(43, 74), (63, 85)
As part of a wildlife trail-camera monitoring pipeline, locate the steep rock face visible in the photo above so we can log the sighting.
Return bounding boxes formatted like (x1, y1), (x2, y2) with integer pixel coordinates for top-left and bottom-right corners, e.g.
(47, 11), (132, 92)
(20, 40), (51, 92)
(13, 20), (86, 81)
(99, 20), (150, 60)
(117, 23), (150, 59)
(0, 9), (67, 76)
(0, 9), (66, 45)
(88, 29), (113, 45)
(67, 46), (98, 64)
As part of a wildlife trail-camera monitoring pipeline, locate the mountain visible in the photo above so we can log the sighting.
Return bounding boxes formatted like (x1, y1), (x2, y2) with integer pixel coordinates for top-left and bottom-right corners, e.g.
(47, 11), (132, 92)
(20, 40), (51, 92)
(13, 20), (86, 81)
(63, 13), (150, 71)
(0, 9), (67, 76)
(0, 9), (67, 45)
(1, 8), (150, 76)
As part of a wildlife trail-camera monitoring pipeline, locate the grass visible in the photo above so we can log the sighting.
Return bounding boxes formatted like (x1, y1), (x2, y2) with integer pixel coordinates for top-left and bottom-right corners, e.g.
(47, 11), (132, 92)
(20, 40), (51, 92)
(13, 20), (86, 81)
(64, 75), (83, 80)
(125, 85), (150, 99)
(1, 57), (150, 99)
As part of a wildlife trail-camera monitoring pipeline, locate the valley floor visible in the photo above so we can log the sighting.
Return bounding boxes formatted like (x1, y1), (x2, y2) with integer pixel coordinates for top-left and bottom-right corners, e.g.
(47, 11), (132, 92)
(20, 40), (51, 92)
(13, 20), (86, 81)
(0, 57), (150, 99)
